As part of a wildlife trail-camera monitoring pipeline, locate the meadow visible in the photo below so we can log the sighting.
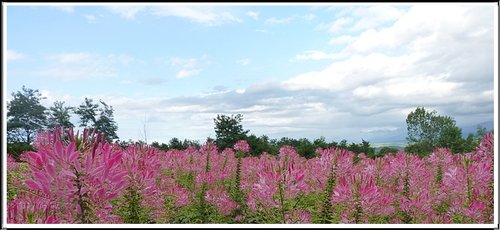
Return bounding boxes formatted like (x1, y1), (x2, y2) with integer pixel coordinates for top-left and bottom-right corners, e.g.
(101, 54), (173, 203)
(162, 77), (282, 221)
(7, 128), (494, 224)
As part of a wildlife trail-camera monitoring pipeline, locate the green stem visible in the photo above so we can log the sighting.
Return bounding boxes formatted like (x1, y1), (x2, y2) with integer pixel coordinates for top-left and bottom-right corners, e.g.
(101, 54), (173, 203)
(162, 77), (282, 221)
(319, 162), (337, 223)
(465, 159), (472, 206)
(278, 180), (286, 224)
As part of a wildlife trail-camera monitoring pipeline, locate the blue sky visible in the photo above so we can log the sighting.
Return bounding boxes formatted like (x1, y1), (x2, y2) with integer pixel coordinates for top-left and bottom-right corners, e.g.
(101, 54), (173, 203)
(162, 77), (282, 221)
(5, 3), (497, 145)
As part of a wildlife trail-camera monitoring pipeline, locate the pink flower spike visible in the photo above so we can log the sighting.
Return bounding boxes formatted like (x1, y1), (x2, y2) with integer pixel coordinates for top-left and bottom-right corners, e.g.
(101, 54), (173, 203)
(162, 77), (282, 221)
(234, 140), (250, 154)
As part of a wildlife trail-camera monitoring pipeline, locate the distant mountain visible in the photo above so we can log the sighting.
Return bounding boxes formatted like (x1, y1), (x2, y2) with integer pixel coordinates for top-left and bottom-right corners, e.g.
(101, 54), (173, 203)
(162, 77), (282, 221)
(461, 121), (494, 137)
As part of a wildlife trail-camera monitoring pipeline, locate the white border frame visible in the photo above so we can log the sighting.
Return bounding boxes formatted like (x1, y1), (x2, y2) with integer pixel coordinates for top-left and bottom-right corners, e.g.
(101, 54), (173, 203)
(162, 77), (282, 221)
(2, 2), (498, 229)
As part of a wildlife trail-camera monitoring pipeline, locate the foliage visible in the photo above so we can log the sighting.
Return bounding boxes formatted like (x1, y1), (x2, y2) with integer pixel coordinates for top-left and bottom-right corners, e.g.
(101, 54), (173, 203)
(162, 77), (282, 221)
(245, 134), (277, 157)
(7, 85), (48, 144)
(74, 97), (99, 129)
(8, 127), (494, 224)
(405, 107), (474, 155)
(94, 100), (119, 142)
(75, 98), (118, 142)
(213, 114), (249, 151)
(376, 146), (400, 157)
(7, 142), (35, 161)
(47, 101), (74, 129)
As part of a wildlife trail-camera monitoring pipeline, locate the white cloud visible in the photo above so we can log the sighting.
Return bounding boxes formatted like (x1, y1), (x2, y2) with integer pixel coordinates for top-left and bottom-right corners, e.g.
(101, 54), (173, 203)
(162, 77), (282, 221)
(236, 58), (251, 66)
(326, 17), (353, 33)
(285, 5), (493, 125)
(320, 6), (405, 34)
(169, 56), (206, 79)
(36, 52), (134, 80)
(7, 50), (26, 61)
(22, 5), (493, 145)
(119, 80), (133, 84)
(52, 6), (75, 13)
(329, 35), (355, 46)
(48, 52), (94, 64)
(106, 6), (145, 19)
(83, 14), (100, 24)
(176, 69), (201, 79)
(302, 13), (316, 21)
(265, 16), (295, 24)
(246, 11), (259, 20)
(150, 6), (241, 26)
(361, 126), (399, 133)
(349, 6), (405, 31)
(255, 29), (268, 33)
(292, 50), (344, 61)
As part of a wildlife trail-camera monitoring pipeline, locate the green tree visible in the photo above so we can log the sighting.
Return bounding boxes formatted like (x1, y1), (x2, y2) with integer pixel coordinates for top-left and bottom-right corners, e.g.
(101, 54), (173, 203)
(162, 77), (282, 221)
(47, 101), (74, 129)
(437, 126), (464, 153)
(405, 107), (463, 155)
(75, 98), (118, 142)
(94, 100), (118, 142)
(297, 138), (317, 159)
(313, 136), (329, 149)
(213, 114), (249, 150)
(7, 86), (48, 144)
(246, 134), (276, 156)
(377, 146), (400, 156)
(360, 139), (375, 156)
(74, 97), (98, 129)
(168, 137), (184, 150)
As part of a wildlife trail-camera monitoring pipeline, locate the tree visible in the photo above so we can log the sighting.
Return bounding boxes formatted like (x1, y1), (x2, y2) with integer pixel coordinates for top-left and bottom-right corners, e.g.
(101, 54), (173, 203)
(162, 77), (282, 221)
(94, 100), (118, 142)
(74, 98), (98, 129)
(75, 98), (118, 142)
(437, 126), (464, 153)
(246, 134), (276, 156)
(377, 146), (400, 156)
(297, 138), (317, 159)
(360, 139), (375, 156)
(168, 137), (184, 150)
(213, 114), (249, 150)
(405, 107), (463, 155)
(47, 101), (74, 129)
(7, 86), (48, 144)
(313, 137), (328, 149)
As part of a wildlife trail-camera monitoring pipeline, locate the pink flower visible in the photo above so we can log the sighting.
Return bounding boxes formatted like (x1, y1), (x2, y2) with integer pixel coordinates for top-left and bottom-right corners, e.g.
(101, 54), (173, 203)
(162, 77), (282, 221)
(476, 132), (494, 154)
(285, 209), (312, 224)
(234, 140), (250, 154)
(205, 186), (238, 216)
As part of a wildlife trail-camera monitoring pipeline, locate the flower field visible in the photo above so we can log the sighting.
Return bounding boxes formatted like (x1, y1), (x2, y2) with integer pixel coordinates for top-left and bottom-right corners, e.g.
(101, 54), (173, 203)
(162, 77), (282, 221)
(6, 128), (494, 224)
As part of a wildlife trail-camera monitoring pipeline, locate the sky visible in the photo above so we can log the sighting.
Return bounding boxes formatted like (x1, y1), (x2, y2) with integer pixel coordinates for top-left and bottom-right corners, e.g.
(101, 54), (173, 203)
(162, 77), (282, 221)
(4, 3), (497, 145)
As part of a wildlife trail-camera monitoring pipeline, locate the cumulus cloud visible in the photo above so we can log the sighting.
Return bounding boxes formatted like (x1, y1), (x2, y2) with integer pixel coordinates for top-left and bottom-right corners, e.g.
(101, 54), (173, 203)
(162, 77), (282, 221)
(82, 14), (104, 24)
(106, 6), (146, 19)
(292, 50), (345, 61)
(285, 5), (493, 136)
(348, 6), (405, 31)
(236, 58), (251, 66)
(52, 6), (75, 13)
(24, 5), (493, 144)
(328, 17), (353, 33)
(7, 50), (26, 61)
(246, 10), (259, 20)
(319, 6), (405, 34)
(302, 13), (316, 21)
(169, 56), (207, 79)
(329, 35), (355, 46)
(35, 52), (134, 80)
(150, 6), (241, 26)
(361, 126), (399, 133)
(105, 5), (241, 26)
(265, 16), (295, 24)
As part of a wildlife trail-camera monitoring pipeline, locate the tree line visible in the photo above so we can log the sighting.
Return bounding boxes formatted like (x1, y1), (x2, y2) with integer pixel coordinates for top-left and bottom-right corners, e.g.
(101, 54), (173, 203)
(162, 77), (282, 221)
(6, 86), (492, 159)
(7, 86), (118, 157)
